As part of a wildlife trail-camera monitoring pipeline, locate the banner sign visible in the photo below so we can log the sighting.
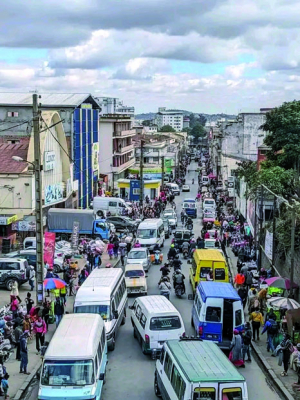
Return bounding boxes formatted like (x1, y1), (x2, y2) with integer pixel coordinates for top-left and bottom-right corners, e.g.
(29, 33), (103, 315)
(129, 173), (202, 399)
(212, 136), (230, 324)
(45, 183), (64, 205)
(44, 151), (56, 172)
(44, 232), (56, 267)
(265, 230), (273, 260)
(71, 221), (80, 250)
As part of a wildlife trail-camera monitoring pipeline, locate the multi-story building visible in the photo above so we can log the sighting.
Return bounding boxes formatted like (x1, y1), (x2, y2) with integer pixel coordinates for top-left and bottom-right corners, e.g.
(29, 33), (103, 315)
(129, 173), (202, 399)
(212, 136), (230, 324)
(156, 108), (184, 132)
(99, 114), (135, 193)
(97, 97), (135, 117)
(0, 93), (100, 209)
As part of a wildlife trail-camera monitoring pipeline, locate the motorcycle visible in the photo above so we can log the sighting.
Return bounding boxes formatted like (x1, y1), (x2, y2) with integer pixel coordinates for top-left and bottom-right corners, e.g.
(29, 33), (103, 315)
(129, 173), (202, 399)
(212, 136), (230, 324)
(154, 250), (161, 265)
(174, 283), (185, 297)
(182, 248), (189, 259)
(186, 223), (193, 231)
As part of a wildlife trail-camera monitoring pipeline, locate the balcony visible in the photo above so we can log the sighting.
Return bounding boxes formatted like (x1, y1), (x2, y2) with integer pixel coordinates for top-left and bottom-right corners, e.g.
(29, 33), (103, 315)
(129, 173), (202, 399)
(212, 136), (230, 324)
(114, 144), (134, 155)
(113, 129), (136, 138)
(112, 157), (135, 173)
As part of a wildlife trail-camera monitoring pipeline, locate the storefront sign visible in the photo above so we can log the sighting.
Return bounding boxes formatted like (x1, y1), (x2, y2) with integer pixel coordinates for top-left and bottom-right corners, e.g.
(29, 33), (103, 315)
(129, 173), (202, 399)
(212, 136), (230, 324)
(44, 232), (56, 267)
(71, 221), (80, 250)
(265, 230), (273, 260)
(0, 215), (18, 225)
(44, 151), (55, 172)
(93, 143), (99, 173)
(13, 220), (36, 231)
(44, 183), (64, 205)
(81, 104), (92, 109)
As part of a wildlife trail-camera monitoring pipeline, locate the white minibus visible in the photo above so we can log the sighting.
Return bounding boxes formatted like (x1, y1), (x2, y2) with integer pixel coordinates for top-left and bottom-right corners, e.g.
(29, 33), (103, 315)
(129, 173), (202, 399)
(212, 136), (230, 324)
(74, 268), (127, 351)
(92, 197), (131, 218)
(136, 218), (165, 248)
(129, 295), (185, 356)
(39, 314), (107, 400)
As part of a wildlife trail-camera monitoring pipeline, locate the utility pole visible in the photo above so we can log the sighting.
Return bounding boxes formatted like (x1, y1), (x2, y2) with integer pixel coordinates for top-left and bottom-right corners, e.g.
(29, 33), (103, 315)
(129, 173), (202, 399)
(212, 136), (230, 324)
(112, 172), (115, 196)
(33, 94), (44, 306)
(272, 196), (276, 266)
(161, 155), (165, 190)
(139, 139), (144, 206)
(290, 206), (296, 297)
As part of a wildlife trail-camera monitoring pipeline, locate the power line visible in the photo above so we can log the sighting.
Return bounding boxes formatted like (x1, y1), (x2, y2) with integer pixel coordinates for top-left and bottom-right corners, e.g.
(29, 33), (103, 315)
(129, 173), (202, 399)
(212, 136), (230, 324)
(0, 120), (31, 133)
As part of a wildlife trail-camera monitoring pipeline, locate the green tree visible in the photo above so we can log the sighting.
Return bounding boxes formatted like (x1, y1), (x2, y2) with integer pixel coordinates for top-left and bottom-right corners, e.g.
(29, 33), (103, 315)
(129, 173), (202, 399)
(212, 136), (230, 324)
(262, 101), (300, 172)
(198, 114), (207, 126)
(191, 123), (205, 139)
(142, 120), (152, 126)
(159, 125), (176, 132)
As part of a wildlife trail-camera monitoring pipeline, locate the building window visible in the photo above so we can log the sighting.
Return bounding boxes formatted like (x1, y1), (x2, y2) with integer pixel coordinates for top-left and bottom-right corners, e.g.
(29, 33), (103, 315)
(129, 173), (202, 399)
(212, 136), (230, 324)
(7, 112), (18, 117)
(153, 157), (159, 162)
(7, 140), (20, 144)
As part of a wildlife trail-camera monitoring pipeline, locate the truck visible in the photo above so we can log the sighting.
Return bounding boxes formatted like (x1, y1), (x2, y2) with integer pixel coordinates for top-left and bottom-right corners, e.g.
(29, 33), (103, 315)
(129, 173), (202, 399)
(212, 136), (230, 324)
(48, 209), (111, 241)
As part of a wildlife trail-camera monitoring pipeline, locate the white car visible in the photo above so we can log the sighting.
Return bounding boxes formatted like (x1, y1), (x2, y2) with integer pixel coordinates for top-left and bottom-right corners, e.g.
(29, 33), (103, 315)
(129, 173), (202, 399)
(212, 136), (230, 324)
(182, 185), (190, 192)
(125, 263), (147, 295)
(163, 210), (177, 228)
(127, 248), (151, 272)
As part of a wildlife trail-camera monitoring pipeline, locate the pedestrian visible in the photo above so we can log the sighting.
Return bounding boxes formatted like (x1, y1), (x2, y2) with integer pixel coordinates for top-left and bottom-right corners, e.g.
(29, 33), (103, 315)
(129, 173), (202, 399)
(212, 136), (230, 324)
(242, 322), (252, 362)
(261, 317), (278, 356)
(28, 266), (35, 291)
(293, 344), (300, 390)
(266, 307), (277, 322)
(42, 300), (51, 330)
(10, 295), (19, 319)
(234, 272), (245, 288)
(245, 269), (253, 291)
(22, 314), (32, 334)
(0, 362), (5, 397)
(1, 373), (9, 399)
(25, 292), (34, 315)
(237, 286), (248, 309)
(107, 242), (114, 260)
(20, 330), (30, 375)
(249, 307), (263, 341)
(10, 281), (21, 303)
(33, 316), (47, 354)
(54, 297), (64, 327)
(279, 333), (293, 376)
(229, 329), (245, 368)
(14, 322), (23, 361)
(119, 240), (127, 267)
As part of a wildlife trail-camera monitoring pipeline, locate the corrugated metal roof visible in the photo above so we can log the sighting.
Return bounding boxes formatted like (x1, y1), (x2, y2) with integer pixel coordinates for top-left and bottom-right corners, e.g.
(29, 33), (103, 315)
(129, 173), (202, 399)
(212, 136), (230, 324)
(0, 142), (29, 173)
(0, 93), (96, 108)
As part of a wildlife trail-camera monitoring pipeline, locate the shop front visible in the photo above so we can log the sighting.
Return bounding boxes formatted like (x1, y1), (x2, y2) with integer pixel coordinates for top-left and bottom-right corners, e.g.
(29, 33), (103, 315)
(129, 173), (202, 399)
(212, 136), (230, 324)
(117, 179), (161, 201)
(0, 214), (18, 253)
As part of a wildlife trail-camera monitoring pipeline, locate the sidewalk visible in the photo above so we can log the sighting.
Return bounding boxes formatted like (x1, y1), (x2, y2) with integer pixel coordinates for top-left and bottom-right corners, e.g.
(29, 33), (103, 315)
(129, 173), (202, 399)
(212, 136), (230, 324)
(1, 252), (120, 400)
(228, 247), (298, 400)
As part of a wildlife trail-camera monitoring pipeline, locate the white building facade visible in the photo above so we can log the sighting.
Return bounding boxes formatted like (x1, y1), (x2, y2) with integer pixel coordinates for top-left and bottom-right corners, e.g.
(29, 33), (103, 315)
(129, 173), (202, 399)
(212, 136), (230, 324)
(156, 108), (184, 132)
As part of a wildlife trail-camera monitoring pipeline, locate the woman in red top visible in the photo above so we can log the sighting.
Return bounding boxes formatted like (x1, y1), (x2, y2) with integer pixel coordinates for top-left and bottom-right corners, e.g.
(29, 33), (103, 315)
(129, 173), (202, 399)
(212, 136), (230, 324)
(33, 316), (47, 354)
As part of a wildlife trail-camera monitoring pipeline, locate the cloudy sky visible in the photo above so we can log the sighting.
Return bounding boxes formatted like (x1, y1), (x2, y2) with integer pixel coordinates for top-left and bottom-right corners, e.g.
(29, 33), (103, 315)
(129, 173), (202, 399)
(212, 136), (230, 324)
(0, 0), (299, 113)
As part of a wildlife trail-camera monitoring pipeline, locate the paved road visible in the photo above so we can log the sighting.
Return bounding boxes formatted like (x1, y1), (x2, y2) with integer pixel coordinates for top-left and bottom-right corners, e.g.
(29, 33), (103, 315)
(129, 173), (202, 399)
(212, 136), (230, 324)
(26, 162), (282, 399)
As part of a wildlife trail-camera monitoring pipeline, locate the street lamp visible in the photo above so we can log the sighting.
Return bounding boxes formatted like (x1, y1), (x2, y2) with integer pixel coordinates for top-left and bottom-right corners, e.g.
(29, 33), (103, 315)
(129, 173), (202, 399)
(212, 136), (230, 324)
(12, 156), (35, 168)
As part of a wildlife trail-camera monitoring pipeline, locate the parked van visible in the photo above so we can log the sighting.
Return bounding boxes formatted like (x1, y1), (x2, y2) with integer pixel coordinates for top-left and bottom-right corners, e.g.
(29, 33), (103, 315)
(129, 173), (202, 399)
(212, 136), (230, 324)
(23, 237), (36, 249)
(125, 263), (147, 295)
(202, 175), (209, 185)
(136, 218), (165, 248)
(203, 197), (216, 211)
(182, 198), (197, 218)
(190, 249), (229, 293)
(154, 338), (248, 399)
(74, 268), (127, 351)
(92, 197), (131, 218)
(191, 282), (244, 348)
(39, 314), (107, 400)
(129, 295), (185, 356)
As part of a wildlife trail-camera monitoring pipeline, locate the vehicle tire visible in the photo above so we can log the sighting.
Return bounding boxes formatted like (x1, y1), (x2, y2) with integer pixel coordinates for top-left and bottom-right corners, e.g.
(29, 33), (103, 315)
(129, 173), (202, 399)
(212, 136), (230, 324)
(133, 326), (137, 339)
(109, 335), (116, 351)
(154, 374), (162, 398)
(142, 340), (148, 355)
(53, 264), (61, 273)
(121, 312), (126, 325)
(97, 210), (105, 218)
(5, 279), (16, 291)
(191, 317), (194, 328)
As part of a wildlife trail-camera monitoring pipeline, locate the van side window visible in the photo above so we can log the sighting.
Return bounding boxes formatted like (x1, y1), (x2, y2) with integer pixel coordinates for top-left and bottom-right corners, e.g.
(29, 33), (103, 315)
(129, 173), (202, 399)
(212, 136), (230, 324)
(109, 201), (117, 207)
(140, 313), (147, 329)
(135, 305), (142, 319)
(191, 258), (197, 274)
(171, 365), (186, 400)
(206, 306), (221, 322)
(97, 342), (102, 363)
(164, 353), (173, 380)
(195, 294), (202, 315)
(215, 268), (225, 281)
(159, 225), (164, 235)
(235, 309), (242, 326)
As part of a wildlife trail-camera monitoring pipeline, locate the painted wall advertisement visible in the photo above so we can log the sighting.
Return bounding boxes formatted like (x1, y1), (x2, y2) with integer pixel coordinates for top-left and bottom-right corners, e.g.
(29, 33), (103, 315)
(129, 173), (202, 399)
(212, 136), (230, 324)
(71, 221), (80, 250)
(265, 230), (273, 260)
(45, 183), (64, 205)
(93, 143), (99, 174)
(44, 232), (56, 267)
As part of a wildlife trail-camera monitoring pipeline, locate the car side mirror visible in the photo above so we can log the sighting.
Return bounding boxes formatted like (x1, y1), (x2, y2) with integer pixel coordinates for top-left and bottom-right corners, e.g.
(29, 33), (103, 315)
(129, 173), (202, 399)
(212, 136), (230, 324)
(128, 305), (134, 310)
(99, 373), (105, 381)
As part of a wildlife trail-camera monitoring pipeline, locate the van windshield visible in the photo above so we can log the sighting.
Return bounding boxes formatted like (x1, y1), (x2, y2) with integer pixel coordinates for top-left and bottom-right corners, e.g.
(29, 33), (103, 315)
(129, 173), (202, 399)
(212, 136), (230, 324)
(137, 229), (157, 239)
(128, 251), (146, 259)
(150, 316), (181, 331)
(41, 359), (94, 386)
(205, 200), (215, 205)
(74, 305), (110, 321)
(125, 270), (144, 278)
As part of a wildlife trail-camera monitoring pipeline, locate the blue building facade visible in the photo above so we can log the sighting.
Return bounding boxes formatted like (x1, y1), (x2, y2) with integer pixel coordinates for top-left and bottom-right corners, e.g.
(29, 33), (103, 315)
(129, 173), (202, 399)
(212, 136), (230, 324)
(73, 105), (99, 209)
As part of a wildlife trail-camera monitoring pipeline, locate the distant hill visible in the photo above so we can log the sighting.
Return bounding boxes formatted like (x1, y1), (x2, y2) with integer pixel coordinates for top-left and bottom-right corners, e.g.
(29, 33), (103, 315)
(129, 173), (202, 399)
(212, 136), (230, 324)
(135, 110), (236, 122)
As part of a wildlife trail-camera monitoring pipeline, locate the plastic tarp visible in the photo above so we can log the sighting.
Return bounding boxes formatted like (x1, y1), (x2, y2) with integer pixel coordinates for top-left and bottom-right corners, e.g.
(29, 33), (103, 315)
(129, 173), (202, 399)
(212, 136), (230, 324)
(48, 209), (94, 232)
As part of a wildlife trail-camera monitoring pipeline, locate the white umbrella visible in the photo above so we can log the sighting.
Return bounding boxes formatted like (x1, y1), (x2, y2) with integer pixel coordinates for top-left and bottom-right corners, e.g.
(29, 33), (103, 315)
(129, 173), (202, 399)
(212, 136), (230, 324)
(267, 297), (300, 310)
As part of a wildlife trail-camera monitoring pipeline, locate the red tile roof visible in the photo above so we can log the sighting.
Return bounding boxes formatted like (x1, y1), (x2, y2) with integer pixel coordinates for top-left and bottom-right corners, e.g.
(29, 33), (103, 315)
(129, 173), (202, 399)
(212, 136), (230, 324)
(0, 143), (29, 173)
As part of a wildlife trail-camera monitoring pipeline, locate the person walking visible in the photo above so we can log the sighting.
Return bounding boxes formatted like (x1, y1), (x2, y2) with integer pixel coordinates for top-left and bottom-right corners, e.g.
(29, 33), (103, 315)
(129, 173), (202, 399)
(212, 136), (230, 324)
(33, 316), (47, 354)
(249, 307), (263, 341)
(42, 300), (51, 330)
(25, 292), (34, 315)
(242, 322), (252, 362)
(22, 314), (32, 334)
(14, 322), (23, 361)
(261, 317), (278, 356)
(20, 330), (30, 374)
(54, 297), (64, 328)
(119, 240), (127, 267)
(237, 286), (248, 309)
(280, 333), (293, 376)
(10, 281), (21, 303)
(2, 372), (9, 399)
(229, 329), (245, 368)
(28, 266), (35, 291)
